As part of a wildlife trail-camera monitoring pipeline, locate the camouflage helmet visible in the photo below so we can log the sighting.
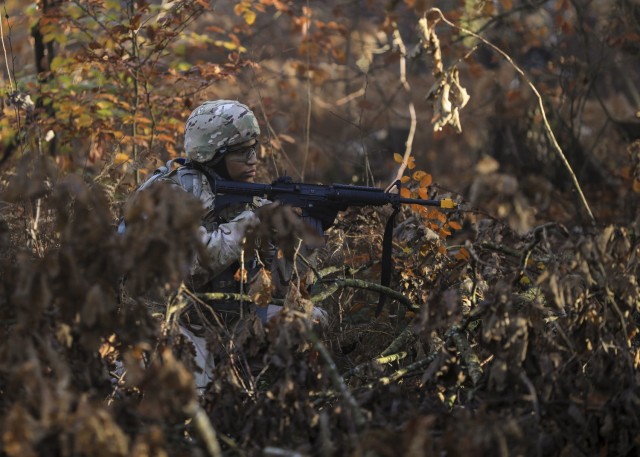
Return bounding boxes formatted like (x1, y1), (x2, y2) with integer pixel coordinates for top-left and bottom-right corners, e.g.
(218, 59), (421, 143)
(184, 100), (260, 163)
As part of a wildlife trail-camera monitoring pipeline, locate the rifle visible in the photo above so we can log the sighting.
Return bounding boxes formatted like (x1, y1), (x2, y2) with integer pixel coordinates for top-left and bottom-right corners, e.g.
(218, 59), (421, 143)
(209, 175), (457, 231)
(202, 173), (458, 316)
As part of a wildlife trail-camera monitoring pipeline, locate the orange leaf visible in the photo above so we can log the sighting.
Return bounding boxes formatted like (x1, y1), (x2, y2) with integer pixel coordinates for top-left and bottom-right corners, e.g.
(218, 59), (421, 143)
(418, 187), (428, 199)
(412, 170), (426, 181)
(448, 221), (462, 230)
(400, 187), (412, 198)
(455, 247), (471, 260)
(155, 134), (175, 143)
(407, 156), (416, 170)
(400, 176), (410, 183)
(234, 267), (248, 282)
(425, 208), (441, 220)
(634, 178), (640, 193)
(420, 173), (432, 187)
(393, 152), (403, 164)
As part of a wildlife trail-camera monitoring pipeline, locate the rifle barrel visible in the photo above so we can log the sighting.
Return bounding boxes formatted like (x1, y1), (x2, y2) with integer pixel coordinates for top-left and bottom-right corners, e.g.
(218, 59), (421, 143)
(211, 179), (456, 209)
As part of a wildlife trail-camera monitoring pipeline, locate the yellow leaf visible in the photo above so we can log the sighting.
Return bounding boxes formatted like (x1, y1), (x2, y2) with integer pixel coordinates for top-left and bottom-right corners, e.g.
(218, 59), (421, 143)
(244, 10), (256, 25)
(393, 152), (403, 164)
(440, 198), (456, 209)
(114, 153), (131, 165)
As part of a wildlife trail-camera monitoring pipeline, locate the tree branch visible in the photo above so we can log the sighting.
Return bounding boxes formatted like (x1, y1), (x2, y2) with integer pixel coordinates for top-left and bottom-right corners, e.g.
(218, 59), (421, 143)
(427, 7), (596, 225)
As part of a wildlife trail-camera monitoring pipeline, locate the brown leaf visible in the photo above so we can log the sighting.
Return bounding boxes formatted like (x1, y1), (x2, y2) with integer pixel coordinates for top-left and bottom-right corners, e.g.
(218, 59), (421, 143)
(248, 268), (273, 308)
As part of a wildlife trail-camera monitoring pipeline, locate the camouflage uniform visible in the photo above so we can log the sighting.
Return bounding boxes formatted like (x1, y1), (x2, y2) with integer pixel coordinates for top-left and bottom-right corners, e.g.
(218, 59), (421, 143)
(170, 101), (266, 311)
(134, 101), (325, 390)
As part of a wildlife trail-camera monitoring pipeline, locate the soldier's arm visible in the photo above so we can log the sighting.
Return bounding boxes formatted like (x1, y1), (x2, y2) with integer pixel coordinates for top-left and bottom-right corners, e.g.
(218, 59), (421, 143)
(191, 210), (258, 278)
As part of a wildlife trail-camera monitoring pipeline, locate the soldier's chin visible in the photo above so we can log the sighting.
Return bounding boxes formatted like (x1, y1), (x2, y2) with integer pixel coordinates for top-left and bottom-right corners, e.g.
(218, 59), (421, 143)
(240, 171), (256, 182)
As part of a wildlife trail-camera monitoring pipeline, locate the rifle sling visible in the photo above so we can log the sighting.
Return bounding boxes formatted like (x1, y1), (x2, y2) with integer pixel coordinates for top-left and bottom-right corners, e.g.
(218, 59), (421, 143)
(375, 207), (399, 317)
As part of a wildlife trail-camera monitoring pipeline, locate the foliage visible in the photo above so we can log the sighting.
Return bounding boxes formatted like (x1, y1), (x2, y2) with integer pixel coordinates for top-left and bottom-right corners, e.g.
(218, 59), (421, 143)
(1, 0), (640, 456)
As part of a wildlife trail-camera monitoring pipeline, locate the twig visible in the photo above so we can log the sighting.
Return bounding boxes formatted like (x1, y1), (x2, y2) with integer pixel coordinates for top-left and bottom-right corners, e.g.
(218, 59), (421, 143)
(317, 261), (375, 280)
(388, 22), (417, 188)
(306, 329), (366, 429)
(310, 283), (340, 304)
(301, 1), (312, 181)
(427, 7), (596, 225)
(380, 325), (415, 357)
(518, 222), (560, 280)
(478, 241), (522, 258)
(0, 7), (15, 91)
(519, 371), (540, 422)
(343, 351), (408, 380)
(197, 292), (251, 302)
(448, 325), (483, 386)
(371, 351), (440, 387)
(184, 400), (223, 457)
(342, 321), (414, 380)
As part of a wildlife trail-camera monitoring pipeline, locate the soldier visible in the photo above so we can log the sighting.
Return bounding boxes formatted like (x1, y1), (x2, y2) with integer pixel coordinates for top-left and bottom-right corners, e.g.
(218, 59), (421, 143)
(129, 100), (326, 390)
(147, 100), (323, 323)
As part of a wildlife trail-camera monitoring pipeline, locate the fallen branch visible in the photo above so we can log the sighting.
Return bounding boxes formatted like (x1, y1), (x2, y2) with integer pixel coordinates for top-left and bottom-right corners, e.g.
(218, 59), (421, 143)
(316, 278), (418, 311)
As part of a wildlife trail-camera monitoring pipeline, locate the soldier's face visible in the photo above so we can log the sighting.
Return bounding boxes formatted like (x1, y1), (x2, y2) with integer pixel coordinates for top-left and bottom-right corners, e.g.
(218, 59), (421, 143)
(224, 143), (258, 182)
